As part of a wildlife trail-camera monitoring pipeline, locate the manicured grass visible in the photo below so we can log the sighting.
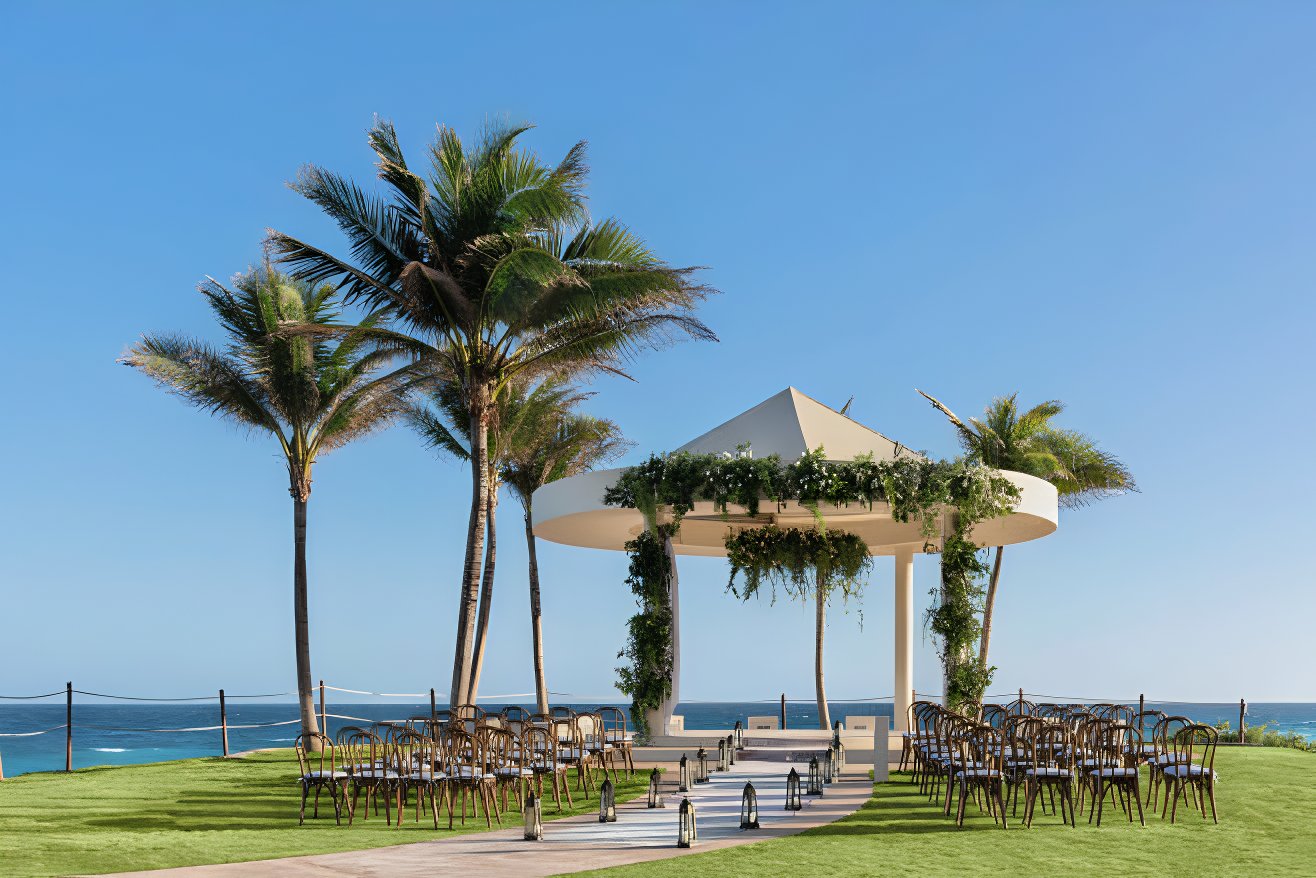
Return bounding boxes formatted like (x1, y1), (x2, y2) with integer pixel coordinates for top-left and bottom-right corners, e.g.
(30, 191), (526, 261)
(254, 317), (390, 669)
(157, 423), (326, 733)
(0, 749), (644, 878)
(578, 747), (1316, 878)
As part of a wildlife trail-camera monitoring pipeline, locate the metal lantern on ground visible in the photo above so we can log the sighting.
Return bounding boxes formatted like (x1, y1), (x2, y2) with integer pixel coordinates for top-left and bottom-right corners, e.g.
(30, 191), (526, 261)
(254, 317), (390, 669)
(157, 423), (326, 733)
(832, 726), (846, 776)
(524, 791), (543, 840)
(717, 737), (729, 772)
(648, 767), (662, 808)
(678, 754), (691, 792)
(599, 778), (617, 823)
(727, 734), (736, 766)
(807, 755), (824, 796)
(740, 782), (760, 830)
(824, 744), (835, 784)
(734, 721), (744, 750)
(785, 767), (802, 811)
(695, 747), (710, 784)
(678, 797), (697, 848)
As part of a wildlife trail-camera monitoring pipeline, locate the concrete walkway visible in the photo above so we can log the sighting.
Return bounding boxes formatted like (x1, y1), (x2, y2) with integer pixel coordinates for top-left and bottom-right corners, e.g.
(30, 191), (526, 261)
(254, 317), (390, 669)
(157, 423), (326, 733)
(104, 761), (872, 878)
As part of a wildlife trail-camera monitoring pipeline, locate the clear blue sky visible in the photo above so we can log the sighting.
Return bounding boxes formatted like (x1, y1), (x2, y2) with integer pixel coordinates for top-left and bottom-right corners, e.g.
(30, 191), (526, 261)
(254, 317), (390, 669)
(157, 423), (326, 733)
(2, 1), (1313, 704)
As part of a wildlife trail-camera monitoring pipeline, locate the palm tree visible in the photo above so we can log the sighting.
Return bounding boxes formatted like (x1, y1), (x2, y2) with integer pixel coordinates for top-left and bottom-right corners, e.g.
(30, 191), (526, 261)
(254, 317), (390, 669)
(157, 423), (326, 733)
(502, 405), (629, 714)
(406, 375), (593, 699)
(122, 267), (408, 742)
(918, 391), (1136, 668)
(269, 119), (715, 706)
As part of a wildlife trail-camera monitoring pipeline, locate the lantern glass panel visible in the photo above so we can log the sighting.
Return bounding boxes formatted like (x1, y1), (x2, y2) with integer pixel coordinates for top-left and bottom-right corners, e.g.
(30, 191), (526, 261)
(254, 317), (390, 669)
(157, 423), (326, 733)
(717, 739), (728, 772)
(648, 768), (661, 808)
(785, 767), (802, 811)
(695, 748), (710, 783)
(808, 756), (823, 795)
(524, 791), (544, 840)
(740, 782), (760, 830)
(599, 779), (617, 823)
(678, 797), (697, 847)
(679, 754), (690, 792)
(824, 745), (835, 784)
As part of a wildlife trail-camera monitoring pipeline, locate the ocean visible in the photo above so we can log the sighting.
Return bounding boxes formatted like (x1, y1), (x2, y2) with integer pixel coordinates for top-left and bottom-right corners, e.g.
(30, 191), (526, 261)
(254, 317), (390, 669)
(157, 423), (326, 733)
(1, 700), (1312, 778)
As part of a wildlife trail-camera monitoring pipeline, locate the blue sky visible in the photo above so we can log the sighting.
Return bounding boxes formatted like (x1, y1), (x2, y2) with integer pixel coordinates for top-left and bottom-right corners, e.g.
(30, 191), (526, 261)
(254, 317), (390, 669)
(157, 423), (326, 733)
(2, 2), (1313, 704)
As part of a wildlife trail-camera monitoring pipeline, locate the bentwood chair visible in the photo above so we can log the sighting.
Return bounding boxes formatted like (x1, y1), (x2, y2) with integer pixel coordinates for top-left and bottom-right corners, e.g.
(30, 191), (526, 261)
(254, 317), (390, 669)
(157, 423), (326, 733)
(486, 727), (531, 814)
(501, 705), (531, 722)
(1145, 715), (1193, 810)
(979, 704), (1007, 728)
(1023, 722), (1076, 827)
(392, 730), (446, 828)
(523, 724), (574, 811)
(1086, 723), (1144, 826)
(338, 727), (396, 825)
(295, 733), (345, 825)
(445, 728), (497, 828)
(597, 706), (635, 775)
(954, 724), (1009, 828)
(1163, 724), (1219, 824)
(552, 716), (595, 797)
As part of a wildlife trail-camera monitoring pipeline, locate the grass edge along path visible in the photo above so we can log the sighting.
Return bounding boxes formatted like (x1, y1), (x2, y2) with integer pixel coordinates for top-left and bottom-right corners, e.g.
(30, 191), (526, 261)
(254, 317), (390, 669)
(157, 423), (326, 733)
(571, 748), (1316, 878)
(0, 749), (646, 878)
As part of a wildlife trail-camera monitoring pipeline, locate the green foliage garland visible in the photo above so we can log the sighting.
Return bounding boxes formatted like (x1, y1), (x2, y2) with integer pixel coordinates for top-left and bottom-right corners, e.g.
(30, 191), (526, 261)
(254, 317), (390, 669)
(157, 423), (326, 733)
(725, 526), (871, 602)
(606, 447), (1022, 712)
(614, 527), (674, 738)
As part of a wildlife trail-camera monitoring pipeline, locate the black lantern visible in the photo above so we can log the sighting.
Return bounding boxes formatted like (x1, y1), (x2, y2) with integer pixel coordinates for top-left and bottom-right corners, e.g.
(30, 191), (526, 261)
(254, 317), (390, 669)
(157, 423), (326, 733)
(678, 754), (691, 792)
(524, 791), (543, 840)
(695, 747), (710, 784)
(648, 767), (662, 808)
(717, 737), (729, 772)
(824, 745), (835, 784)
(599, 778), (617, 823)
(678, 797), (697, 847)
(832, 732), (846, 777)
(739, 782), (760, 830)
(734, 720), (744, 751)
(807, 755), (824, 796)
(785, 767), (802, 811)
(727, 734), (736, 766)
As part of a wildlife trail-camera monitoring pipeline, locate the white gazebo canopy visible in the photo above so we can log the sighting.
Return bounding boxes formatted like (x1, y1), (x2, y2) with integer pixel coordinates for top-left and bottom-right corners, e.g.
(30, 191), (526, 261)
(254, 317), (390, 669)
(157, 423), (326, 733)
(531, 387), (1059, 732)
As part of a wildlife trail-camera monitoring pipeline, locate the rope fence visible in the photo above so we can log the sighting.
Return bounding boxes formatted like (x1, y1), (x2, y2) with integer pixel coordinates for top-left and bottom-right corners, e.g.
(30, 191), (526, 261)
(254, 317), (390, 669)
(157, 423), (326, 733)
(0, 680), (1263, 779)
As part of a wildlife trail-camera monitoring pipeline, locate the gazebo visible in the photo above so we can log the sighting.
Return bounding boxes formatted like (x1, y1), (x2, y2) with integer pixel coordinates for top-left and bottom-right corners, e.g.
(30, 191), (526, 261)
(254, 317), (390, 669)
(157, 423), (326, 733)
(532, 387), (1058, 734)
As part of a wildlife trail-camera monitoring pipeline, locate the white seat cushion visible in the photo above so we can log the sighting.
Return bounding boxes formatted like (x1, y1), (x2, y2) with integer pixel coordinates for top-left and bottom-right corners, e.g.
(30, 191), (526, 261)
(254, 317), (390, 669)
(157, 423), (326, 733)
(302, 770), (345, 780)
(1163, 765), (1214, 778)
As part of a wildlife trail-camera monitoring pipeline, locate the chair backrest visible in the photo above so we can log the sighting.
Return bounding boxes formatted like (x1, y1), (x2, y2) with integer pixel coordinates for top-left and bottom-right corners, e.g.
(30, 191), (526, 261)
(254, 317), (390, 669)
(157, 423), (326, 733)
(501, 705), (530, 722)
(1152, 715), (1193, 756)
(1033, 703), (1064, 719)
(1005, 697), (1035, 717)
(1093, 722), (1136, 771)
(446, 728), (481, 776)
(391, 729), (438, 774)
(979, 704), (1007, 728)
(597, 706), (630, 744)
(295, 732), (336, 778)
(485, 727), (518, 773)
(1171, 723), (1218, 775)
(522, 725), (559, 772)
(966, 724), (1005, 778)
(576, 712), (602, 747)
(452, 703), (485, 721)
(549, 706), (576, 720)
(337, 726), (385, 774)
(1026, 719), (1072, 775)
(1133, 710), (1164, 743)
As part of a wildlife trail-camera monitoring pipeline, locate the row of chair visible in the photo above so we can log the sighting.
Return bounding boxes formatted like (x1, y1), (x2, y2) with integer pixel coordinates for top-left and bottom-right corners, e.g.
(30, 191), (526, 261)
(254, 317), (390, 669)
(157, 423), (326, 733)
(901, 700), (1219, 828)
(294, 705), (634, 828)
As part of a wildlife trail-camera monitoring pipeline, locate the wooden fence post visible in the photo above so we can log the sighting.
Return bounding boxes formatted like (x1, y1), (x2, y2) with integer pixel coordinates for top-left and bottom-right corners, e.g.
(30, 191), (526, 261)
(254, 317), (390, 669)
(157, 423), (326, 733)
(219, 689), (229, 757)
(1239, 698), (1247, 743)
(319, 680), (327, 734)
(780, 693), (786, 730)
(65, 682), (72, 772)
(430, 688), (437, 722)
(1138, 693), (1145, 734)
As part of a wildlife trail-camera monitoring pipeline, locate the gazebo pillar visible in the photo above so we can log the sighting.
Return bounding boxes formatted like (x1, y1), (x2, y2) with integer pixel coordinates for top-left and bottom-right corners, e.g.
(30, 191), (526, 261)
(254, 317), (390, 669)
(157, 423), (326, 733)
(893, 548), (914, 732)
(645, 532), (682, 736)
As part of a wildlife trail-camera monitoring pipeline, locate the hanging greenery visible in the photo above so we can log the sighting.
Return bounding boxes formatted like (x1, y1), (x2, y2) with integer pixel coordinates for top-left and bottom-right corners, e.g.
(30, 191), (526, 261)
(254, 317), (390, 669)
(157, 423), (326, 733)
(614, 527), (674, 739)
(725, 525), (871, 601)
(606, 447), (1021, 712)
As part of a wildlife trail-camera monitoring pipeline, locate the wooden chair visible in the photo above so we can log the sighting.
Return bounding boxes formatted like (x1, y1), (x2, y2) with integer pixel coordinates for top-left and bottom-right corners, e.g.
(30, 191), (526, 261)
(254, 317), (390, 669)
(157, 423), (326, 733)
(1163, 723), (1219, 824)
(500, 705), (531, 722)
(1085, 722), (1144, 826)
(1145, 715), (1193, 810)
(445, 728), (497, 828)
(597, 706), (635, 775)
(552, 715), (595, 797)
(294, 732), (345, 825)
(338, 727), (396, 825)
(523, 724), (574, 811)
(953, 724), (1008, 828)
(486, 727), (531, 814)
(392, 729), (446, 828)
(1023, 721), (1075, 827)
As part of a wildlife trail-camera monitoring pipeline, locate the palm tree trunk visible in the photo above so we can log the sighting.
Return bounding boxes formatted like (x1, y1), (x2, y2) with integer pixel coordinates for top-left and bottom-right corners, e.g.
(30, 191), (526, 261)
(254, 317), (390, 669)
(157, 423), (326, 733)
(815, 572), (830, 731)
(525, 507), (549, 715)
(450, 389), (490, 708)
(292, 494), (321, 746)
(977, 546), (1004, 668)
(467, 485), (498, 700)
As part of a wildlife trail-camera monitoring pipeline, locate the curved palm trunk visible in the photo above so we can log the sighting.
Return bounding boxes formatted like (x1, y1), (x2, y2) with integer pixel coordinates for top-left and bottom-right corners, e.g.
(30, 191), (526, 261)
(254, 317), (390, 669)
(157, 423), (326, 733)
(467, 486), (498, 700)
(451, 392), (490, 708)
(977, 546), (1004, 668)
(815, 572), (830, 731)
(292, 496), (321, 746)
(525, 506), (550, 715)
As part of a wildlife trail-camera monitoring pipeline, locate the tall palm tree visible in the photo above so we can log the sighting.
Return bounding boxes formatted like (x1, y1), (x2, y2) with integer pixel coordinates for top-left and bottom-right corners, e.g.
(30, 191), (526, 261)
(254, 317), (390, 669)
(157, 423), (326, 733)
(406, 375), (591, 698)
(269, 119), (715, 706)
(502, 406), (629, 714)
(121, 267), (408, 741)
(918, 391), (1136, 668)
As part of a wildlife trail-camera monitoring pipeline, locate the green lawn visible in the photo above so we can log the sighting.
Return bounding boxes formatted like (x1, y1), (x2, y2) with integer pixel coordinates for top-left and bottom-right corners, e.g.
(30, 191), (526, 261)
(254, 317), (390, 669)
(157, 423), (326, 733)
(578, 747), (1316, 878)
(0, 750), (645, 878)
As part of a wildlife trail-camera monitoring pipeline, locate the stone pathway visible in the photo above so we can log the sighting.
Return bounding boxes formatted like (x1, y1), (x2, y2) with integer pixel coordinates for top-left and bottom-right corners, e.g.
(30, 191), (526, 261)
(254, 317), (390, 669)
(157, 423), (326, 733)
(104, 760), (872, 877)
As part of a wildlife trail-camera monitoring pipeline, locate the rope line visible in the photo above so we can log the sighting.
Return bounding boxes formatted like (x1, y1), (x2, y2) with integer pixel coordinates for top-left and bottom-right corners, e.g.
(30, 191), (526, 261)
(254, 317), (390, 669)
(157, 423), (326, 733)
(78, 719), (302, 733)
(0, 691), (65, 700)
(0, 724), (67, 737)
(321, 686), (432, 698)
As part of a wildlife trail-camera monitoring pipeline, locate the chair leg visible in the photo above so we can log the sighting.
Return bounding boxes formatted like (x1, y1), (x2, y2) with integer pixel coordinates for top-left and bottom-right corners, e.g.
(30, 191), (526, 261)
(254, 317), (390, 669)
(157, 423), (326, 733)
(1207, 779), (1219, 824)
(299, 781), (309, 825)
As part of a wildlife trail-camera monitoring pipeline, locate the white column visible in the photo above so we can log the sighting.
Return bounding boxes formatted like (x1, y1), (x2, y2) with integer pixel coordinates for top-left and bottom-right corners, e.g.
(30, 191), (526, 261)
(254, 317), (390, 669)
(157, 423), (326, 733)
(646, 533), (681, 736)
(893, 549), (914, 732)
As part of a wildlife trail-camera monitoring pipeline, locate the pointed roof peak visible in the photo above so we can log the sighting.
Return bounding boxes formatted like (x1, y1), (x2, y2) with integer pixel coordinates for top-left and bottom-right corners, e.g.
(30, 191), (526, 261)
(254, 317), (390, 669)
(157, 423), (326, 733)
(676, 386), (919, 463)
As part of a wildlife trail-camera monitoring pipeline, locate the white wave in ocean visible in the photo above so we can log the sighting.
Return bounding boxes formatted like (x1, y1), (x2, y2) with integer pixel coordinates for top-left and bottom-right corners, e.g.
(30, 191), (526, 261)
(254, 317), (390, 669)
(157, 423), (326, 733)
(91, 748), (129, 753)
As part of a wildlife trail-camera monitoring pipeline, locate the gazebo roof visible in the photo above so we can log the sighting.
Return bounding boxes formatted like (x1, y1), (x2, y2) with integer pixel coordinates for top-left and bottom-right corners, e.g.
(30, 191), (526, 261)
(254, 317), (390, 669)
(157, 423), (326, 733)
(531, 387), (1058, 557)
(676, 387), (920, 463)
